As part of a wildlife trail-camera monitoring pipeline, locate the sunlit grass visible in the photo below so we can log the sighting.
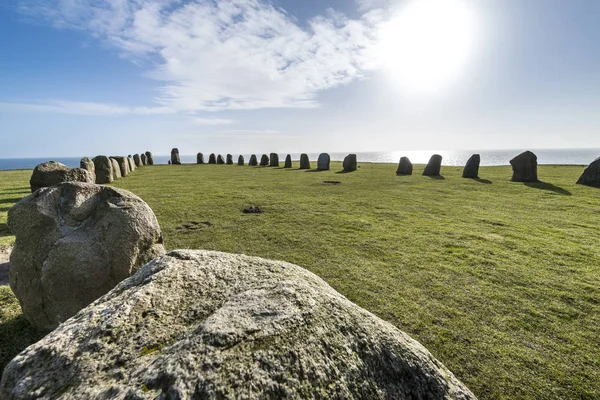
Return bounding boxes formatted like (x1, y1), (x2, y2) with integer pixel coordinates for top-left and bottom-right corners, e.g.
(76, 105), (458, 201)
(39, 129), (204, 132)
(0, 163), (598, 399)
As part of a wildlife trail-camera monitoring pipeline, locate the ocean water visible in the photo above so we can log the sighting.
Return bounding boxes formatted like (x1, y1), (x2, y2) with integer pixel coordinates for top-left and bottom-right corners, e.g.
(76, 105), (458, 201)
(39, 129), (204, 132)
(1, 149), (598, 171)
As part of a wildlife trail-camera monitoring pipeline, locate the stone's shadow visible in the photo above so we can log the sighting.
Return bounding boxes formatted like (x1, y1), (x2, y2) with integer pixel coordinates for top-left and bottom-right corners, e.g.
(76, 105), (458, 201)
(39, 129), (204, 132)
(305, 169), (326, 173)
(1, 187), (30, 193)
(0, 197), (26, 205)
(0, 262), (9, 285)
(0, 223), (12, 238)
(524, 181), (572, 196)
(0, 207), (11, 212)
(472, 178), (492, 184)
(425, 175), (445, 180)
(335, 170), (354, 174)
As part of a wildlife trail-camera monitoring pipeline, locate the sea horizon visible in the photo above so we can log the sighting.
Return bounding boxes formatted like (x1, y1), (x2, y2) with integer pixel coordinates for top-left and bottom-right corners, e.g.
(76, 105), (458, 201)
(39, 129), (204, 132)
(0, 147), (598, 171)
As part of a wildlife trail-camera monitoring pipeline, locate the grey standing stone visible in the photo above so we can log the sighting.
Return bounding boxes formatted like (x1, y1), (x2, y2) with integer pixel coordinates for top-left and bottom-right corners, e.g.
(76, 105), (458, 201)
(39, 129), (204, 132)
(171, 148), (181, 165)
(226, 154), (233, 165)
(269, 153), (279, 167)
(260, 154), (269, 166)
(510, 151), (538, 182)
(93, 156), (114, 184)
(145, 151), (154, 166)
(133, 154), (142, 167)
(110, 158), (122, 179)
(80, 157), (96, 183)
(396, 157), (413, 175)
(343, 154), (357, 172)
(111, 156), (130, 177)
(140, 153), (147, 166)
(0, 249), (476, 399)
(217, 155), (225, 164)
(209, 153), (217, 164)
(238, 155), (245, 166)
(284, 154), (292, 168)
(577, 157), (600, 187)
(462, 154), (481, 179)
(197, 153), (205, 164)
(300, 153), (311, 169)
(249, 155), (258, 166)
(127, 156), (135, 172)
(317, 153), (330, 170)
(29, 161), (94, 192)
(6, 182), (165, 332)
(423, 154), (442, 176)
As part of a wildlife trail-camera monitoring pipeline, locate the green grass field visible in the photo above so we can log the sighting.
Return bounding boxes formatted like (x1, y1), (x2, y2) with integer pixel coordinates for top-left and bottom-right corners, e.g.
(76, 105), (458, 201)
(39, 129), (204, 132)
(1, 162), (599, 399)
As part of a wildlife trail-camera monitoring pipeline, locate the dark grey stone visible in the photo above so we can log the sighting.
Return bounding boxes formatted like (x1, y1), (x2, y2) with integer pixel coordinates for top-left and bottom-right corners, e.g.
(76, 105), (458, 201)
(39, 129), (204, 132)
(510, 151), (538, 182)
(317, 153), (330, 170)
(260, 154), (269, 166)
(238, 155), (245, 166)
(396, 157), (413, 175)
(462, 154), (481, 179)
(343, 154), (357, 172)
(284, 154), (292, 168)
(577, 157), (600, 187)
(197, 153), (205, 164)
(300, 154), (310, 169)
(171, 148), (181, 165)
(423, 155), (442, 176)
(249, 155), (258, 166)
(209, 153), (217, 164)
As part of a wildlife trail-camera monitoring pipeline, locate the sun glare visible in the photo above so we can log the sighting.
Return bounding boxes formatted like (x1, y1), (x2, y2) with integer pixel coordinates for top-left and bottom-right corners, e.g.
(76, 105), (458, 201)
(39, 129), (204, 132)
(377, 0), (480, 95)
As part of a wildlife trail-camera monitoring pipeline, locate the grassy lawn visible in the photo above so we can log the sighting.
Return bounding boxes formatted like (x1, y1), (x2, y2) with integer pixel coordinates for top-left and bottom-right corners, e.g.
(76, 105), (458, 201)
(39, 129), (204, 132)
(1, 162), (599, 399)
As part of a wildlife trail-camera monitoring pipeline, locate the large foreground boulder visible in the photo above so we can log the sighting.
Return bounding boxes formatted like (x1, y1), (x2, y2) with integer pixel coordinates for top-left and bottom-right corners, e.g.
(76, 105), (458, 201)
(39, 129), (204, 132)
(29, 161), (93, 192)
(317, 153), (330, 170)
(343, 154), (357, 172)
(270, 153), (279, 167)
(249, 154), (258, 166)
(577, 157), (600, 187)
(145, 151), (154, 166)
(170, 148), (181, 165)
(510, 151), (537, 182)
(462, 154), (480, 179)
(300, 153), (311, 169)
(284, 154), (292, 168)
(396, 157), (413, 175)
(423, 155), (442, 176)
(260, 154), (269, 166)
(0, 250), (475, 399)
(93, 156), (113, 184)
(80, 157), (96, 183)
(6, 182), (166, 332)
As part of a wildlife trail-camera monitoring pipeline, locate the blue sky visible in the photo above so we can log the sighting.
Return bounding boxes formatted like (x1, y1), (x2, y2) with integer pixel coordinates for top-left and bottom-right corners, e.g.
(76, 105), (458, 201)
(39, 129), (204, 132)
(0, 0), (599, 158)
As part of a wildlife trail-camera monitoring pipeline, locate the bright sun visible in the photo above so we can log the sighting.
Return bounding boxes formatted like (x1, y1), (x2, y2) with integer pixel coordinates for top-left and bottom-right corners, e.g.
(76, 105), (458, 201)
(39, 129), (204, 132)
(377, 0), (480, 95)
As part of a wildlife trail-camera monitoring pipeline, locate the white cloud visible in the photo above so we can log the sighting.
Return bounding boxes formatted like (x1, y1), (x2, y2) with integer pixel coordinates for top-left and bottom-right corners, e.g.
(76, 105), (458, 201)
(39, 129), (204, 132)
(191, 117), (234, 126)
(0, 100), (173, 115)
(16, 0), (386, 112)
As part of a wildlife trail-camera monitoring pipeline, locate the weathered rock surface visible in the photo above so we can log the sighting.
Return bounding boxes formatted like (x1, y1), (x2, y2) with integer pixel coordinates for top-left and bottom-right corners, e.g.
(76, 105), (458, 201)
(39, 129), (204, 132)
(128, 156), (136, 172)
(423, 155), (442, 176)
(577, 157), (600, 187)
(133, 154), (142, 167)
(29, 161), (93, 192)
(170, 148), (181, 165)
(145, 152), (154, 166)
(217, 155), (225, 164)
(300, 153), (311, 169)
(284, 154), (292, 168)
(0, 250), (476, 400)
(396, 157), (413, 175)
(260, 154), (269, 166)
(209, 153), (217, 164)
(6, 182), (165, 332)
(343, 154), (357, 172)
(93, 156), (114, 184)
(510, 151), (538, 182)
(111, 156), (130, 177)
(140, 153), (147, 166)
(226, 154), (233, 165)
(462, 154), (481, 179)
(270, 153), (279, 167)
(317, 153), (330, 170)
(197, 153), (205, 164)
(249, 154), (258, 166)
(110, 158), (122, 179)
(238, 155), (245, 166)
(79, 157), (96, 183)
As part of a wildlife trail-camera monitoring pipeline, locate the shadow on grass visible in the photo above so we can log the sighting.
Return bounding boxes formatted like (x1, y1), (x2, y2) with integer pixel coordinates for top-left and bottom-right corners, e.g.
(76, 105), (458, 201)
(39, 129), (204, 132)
(425, 175), (445, 180)
(0, 315), (43, 373)
(335, 170), (355, 174)
(0, 197), (26, 205)
(524, 181), (572, 196)
(0, 223), (12, 238)
(305, 169), (327, 173)
(0, 187), (30, 193)
(472, 178), (492, 184)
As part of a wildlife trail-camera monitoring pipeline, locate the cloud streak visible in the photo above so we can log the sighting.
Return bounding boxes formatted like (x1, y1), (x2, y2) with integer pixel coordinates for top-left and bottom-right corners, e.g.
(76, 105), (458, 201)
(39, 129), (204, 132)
(15, 0), (385, 113)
